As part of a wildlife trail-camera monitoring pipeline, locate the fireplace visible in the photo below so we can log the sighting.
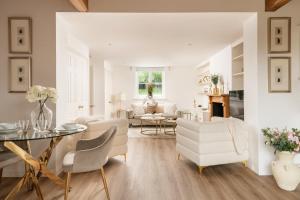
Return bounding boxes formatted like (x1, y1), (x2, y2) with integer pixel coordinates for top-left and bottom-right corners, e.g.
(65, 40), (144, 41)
(212, 102), (224, 117)
(208, 95), (229, 120)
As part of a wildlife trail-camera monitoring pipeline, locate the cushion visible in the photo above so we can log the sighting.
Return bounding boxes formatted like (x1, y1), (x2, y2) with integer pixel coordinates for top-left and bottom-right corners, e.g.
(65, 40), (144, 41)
(145, 102), (157, 114)
(164, 103), (177, 115)
(156, 104), (164, 113)
(131, 104), (145, 115)
(63, 151), (75, 172)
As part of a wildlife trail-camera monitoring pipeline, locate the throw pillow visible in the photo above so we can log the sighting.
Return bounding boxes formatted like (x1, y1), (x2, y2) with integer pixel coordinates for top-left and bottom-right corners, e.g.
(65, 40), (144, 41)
(146, 102), (157, 114)
(164, 103), (177, 115)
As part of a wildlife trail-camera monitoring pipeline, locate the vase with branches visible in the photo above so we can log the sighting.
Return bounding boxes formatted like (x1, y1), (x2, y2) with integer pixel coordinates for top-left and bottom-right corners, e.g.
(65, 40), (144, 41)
(210, 74), (219, 95)
(26, 85), (57, 131)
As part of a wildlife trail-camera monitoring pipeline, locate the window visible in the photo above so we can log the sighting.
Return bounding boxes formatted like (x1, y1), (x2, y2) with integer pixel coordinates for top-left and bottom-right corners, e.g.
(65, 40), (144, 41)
(135, 68), (165, 98)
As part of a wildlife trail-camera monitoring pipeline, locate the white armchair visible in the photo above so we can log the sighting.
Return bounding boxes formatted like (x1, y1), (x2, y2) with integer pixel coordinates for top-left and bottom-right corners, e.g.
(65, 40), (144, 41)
(176, 117), (248, 173)
(75, 117), (128, 161)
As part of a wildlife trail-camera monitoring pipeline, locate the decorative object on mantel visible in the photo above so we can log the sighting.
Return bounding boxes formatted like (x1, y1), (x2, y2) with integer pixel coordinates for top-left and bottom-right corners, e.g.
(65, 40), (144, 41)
(263, 128), (300, 191)
(9, 57), (32, 93)
(268, 17), (291, 53)
(8, 17), (32, 54)
(210, 74), (219, 95)
(26, 85), (57, 131)
(268, 57), (291, 93)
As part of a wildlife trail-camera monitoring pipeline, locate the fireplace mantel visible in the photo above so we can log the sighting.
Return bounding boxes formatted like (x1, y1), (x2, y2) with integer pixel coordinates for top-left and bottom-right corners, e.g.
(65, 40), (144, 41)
(208, 94), (229, 120)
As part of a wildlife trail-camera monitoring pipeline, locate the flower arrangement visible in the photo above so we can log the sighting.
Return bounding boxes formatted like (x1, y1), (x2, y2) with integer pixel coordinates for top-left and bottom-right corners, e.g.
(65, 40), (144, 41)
(147, 82), (154, 97)
(262, 128), (300, 153)
(26, 85), (57, 103)
(26, 85), (57, 131)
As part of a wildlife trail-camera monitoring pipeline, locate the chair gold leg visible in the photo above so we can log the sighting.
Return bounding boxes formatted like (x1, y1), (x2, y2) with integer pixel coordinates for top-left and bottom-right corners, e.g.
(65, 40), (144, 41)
(124, 153), (127, 163)
(177, 153), (181, 160)
(100, 167), (110, 200)
(198, 166), (206, 174)
(242, 160), (248, 167)
(64, 172), (71, 200)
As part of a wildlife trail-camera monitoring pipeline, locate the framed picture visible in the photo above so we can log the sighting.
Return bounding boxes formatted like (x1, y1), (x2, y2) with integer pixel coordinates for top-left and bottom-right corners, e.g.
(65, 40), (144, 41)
(268, 17), (291, 53)
(268, 57), (291, 93)
(9, 57), (32, 93)
(8, 17), (32, 54)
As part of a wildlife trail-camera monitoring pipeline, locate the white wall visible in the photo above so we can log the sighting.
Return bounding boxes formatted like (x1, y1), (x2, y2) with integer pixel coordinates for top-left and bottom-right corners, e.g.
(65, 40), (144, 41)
(209, 46), (232, 93)
(111, 65), (198, 110)
(244, 15), (259, 173)
(255, 4), (300, 175)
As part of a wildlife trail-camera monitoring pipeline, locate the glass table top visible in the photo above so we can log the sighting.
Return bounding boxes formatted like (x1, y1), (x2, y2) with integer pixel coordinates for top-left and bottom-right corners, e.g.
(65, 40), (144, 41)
(0, 124), (87, 141)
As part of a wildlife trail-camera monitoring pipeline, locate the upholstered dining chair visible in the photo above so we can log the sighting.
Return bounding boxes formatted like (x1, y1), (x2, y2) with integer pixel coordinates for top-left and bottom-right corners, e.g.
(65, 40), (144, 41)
(63, 126), (117, 200)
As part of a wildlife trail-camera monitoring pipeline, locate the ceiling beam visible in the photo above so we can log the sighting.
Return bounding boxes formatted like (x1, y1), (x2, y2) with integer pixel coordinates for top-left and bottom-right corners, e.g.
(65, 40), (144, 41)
(69, 0), (88, 12)
(265, 0), (291, 11)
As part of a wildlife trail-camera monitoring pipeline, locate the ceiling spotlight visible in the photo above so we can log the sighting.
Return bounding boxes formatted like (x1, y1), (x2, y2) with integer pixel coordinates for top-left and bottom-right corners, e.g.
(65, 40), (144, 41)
(108, 43), (112, 46)
(187, 43), (192, 46)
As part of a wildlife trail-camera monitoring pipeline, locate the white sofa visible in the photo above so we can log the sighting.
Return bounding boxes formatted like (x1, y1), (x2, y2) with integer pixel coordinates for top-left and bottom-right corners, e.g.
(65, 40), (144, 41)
(176, 117), (248, 173)
(75, 117), (128, 160)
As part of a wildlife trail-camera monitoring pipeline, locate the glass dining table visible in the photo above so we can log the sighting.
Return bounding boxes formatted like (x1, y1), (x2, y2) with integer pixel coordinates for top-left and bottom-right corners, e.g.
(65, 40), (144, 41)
(0, 125), (87, 200)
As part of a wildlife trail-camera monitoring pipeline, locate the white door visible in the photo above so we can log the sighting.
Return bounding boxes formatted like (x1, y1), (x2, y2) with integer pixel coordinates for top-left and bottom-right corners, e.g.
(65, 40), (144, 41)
(66, 51), (89, 121)
(104, 61), (113, 119)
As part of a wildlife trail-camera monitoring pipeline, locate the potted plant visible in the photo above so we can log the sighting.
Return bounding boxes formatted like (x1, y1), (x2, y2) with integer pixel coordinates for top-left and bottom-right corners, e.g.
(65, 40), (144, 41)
(263, 128), (300, 191)
(26, 85), (57, 131)
(210, 74), (219, 95)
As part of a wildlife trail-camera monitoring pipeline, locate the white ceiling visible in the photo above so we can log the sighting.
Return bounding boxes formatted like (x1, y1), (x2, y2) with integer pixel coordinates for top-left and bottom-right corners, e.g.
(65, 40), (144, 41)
(59, 13), (253, 67)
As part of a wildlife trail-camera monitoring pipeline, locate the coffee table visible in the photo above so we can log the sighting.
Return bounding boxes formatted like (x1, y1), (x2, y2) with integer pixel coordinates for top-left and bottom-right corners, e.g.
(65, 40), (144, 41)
(163, 119), (177, 135)
(140, 116), (166, 135)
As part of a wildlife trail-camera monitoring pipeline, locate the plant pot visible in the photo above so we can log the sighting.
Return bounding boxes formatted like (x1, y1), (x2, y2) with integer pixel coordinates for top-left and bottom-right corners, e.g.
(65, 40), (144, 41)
(272, 151), (300, 191)
(31, 103), (53, 132)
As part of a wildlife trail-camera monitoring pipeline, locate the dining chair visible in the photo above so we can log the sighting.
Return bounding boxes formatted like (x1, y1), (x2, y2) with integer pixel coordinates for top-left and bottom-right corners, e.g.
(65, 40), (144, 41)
(62, 126), (117, 200)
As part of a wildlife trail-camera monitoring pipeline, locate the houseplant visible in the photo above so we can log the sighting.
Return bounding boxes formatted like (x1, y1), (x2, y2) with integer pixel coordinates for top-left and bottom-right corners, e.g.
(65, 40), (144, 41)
(263, 128), (300, 191)
(26, 85), (57, 131)
(210, 74), (219, 95)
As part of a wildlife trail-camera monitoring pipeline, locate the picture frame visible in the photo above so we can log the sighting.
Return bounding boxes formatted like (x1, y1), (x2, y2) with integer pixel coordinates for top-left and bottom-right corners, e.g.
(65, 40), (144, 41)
(268, 57), (291, 93)
(8, 17), (32, 54)
(268, 17), (291, 54)
(9, 57), (32, 93)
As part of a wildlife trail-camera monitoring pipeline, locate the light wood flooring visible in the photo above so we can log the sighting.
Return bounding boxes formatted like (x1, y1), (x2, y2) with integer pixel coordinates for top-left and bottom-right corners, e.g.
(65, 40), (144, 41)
(1, 138), (300, 200)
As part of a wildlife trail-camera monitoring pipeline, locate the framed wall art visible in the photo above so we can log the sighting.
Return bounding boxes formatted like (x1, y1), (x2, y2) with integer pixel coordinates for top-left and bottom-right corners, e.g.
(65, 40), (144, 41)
(268, 57), (291, 93)
(8, 17), (32, 54)
(268, 17), (291, 53)
(9, 57), (32, 93)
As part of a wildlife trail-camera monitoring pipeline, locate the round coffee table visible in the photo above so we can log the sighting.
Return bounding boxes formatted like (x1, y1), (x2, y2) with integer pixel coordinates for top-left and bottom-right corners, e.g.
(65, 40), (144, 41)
(140, 116), (166, 135)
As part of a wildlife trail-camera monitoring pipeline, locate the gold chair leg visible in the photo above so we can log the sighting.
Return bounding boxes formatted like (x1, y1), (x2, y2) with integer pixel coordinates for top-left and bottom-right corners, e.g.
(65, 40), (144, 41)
(177, 153), (180, 160)
(124, 153), (127, 163)
(64, 172), (71, 200)
(242, 160), (248, 167)
(198, 166), (206, 174)
(100, 167), (110, 200)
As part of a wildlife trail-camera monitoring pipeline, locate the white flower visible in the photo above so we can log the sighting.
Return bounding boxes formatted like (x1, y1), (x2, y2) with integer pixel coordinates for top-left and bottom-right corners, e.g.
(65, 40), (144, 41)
(26, 85), (57, 104)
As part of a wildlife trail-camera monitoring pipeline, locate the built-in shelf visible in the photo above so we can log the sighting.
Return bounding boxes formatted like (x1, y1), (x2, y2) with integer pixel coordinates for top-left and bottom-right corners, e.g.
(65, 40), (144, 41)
(232, 54), (243, 61)
(232, 72), (244, 77)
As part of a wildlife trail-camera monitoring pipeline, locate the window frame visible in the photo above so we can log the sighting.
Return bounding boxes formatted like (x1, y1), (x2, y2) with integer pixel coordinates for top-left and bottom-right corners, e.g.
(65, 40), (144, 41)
(134, 67), (166, 99)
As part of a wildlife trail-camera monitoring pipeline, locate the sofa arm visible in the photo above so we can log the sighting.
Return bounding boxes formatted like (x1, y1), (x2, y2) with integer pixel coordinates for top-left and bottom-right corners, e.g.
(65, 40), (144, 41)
(117, 109), (134, 119)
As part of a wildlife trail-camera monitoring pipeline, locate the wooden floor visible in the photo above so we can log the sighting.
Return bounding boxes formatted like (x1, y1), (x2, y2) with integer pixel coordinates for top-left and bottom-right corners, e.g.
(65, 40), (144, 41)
(1, 138), (300, 200)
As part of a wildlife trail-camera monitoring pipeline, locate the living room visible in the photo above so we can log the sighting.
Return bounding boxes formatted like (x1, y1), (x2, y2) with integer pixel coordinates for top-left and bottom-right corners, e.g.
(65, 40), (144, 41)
(1, 0), (300, 200)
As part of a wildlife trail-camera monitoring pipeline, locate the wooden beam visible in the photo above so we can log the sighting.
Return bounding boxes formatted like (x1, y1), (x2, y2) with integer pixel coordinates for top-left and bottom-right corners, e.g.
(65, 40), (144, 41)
(266, 0), (291, 11)
(69, 0), (88, 12)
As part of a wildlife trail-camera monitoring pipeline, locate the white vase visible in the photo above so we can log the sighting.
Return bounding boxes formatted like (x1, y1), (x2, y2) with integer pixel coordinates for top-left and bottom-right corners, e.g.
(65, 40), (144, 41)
(272, 151), (300, 191)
